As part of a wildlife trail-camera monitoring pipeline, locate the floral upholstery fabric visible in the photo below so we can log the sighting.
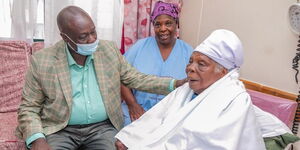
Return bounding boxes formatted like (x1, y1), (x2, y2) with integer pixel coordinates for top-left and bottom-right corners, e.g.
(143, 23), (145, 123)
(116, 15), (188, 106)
(0, 41), (44, 150)
(0, 41), (31, 113)
(0, 112), (26, 150)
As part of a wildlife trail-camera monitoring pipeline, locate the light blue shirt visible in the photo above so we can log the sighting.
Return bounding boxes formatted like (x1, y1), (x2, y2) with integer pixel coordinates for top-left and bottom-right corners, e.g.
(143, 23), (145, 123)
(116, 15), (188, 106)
(26, 46), (108, 147)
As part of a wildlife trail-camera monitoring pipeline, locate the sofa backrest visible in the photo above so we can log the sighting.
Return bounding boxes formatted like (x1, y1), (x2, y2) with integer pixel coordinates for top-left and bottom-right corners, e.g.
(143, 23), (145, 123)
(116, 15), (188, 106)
(0, 41), (44, 113)
(247, 89), (297, 129)
(0, 41), (31, 113)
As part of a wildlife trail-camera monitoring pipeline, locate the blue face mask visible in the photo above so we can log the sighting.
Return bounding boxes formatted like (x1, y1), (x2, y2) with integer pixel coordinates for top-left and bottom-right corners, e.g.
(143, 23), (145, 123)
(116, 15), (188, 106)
(62, 33), (99, 56)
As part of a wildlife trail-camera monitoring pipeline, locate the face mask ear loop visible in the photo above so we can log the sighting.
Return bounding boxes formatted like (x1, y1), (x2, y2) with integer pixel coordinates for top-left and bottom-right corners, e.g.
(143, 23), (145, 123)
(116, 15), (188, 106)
(61, 33), (78, 52)
(61, 33), (77, 45)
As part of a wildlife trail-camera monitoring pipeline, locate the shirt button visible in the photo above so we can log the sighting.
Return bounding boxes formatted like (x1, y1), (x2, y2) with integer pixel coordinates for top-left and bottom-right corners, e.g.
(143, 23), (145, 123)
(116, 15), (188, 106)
(87, 101), (90, 104)
(84, 84), (87, 88)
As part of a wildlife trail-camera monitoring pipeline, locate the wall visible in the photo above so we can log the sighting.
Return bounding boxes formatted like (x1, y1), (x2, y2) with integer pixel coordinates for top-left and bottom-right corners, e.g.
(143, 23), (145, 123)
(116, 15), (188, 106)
(180, 0), (299, 95)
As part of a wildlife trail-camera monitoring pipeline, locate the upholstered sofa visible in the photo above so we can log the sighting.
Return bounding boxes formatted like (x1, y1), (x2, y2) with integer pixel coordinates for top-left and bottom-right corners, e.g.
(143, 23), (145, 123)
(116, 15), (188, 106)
(0, 41), (44, 150)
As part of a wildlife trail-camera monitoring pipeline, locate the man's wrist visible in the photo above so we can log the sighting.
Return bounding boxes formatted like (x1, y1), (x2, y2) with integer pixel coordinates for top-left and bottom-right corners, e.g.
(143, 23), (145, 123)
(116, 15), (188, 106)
(26, 133), (46, 148)
(32, 138), (47, 144)
(127, 101), (139, 107)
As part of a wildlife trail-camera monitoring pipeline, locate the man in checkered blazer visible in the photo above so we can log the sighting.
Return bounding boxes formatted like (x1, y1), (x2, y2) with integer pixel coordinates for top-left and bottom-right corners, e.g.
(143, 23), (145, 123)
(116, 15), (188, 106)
(16, 6), (183, 150)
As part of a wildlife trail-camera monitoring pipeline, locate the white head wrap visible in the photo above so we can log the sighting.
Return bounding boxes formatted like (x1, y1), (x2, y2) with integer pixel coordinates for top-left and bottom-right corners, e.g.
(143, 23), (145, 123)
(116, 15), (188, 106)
(194, 29), (243, 70)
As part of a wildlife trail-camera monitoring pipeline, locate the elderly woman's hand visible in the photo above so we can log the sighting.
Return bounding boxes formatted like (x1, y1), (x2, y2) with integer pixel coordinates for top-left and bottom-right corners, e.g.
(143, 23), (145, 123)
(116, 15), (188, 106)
(115, 140), (128, 150)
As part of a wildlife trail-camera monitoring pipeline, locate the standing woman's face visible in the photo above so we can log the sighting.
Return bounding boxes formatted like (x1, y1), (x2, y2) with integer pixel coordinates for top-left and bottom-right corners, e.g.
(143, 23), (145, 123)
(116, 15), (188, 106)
(153, 14), (177, 46)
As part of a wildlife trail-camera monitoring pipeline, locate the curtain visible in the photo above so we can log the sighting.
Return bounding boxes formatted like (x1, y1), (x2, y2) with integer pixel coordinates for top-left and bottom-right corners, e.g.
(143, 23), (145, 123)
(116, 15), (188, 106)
(0, 0), (13, 38)
(10, 0), (38, 42)
(44, 0), (124, 48)
(123, 0), (182, 52)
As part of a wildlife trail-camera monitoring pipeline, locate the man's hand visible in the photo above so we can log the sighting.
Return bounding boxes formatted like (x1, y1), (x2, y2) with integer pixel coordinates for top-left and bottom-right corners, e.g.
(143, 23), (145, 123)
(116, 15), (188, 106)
(115, 140), (128, 150)
(175, 78), (188, 88)
(31, 138), (52, 150)
(128, 103), (145, 121)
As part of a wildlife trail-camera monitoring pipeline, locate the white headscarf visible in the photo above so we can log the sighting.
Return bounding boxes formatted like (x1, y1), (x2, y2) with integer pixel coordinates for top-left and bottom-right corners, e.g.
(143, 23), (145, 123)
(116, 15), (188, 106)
(195, 29), (243, 70)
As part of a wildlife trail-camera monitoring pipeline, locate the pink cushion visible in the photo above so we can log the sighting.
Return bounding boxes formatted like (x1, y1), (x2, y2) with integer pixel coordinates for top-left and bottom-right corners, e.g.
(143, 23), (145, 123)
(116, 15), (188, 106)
(0, 41), (31, 113)
(247, 89), (297, 128)
(0, 112), (25, 150)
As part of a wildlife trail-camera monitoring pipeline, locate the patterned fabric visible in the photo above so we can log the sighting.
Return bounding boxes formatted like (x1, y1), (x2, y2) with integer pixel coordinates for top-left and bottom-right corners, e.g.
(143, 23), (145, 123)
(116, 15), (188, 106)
(0, 41), (44, 150)
(123, 0), (181, 51)
(0, 41), (44, 113)
(31, 42), (45, 54)
(150, 1), (179, 22)
(0, 112), (26, 150)
(16, 40), (172, 140)
(0, 41), (31, 113)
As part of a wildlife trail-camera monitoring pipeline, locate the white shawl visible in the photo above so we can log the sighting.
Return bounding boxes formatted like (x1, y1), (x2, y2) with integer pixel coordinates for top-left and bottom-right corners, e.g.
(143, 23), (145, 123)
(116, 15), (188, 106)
(116, 70), (270, 150)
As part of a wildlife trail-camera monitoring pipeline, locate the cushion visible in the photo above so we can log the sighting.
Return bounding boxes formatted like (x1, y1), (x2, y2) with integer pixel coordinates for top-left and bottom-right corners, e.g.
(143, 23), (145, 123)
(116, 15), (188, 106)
(0, 112), (25, 150)
(0, 41), (31, 112)
(247, 89), (297, 128)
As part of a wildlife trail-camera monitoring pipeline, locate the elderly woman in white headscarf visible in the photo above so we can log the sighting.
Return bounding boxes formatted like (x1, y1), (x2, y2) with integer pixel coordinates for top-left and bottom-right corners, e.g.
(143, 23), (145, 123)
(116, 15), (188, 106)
(115, 29), (297, 150)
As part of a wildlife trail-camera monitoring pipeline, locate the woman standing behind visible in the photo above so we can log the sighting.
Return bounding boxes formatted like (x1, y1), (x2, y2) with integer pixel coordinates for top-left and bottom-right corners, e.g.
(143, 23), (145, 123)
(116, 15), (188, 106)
(121, 1), (193, 126)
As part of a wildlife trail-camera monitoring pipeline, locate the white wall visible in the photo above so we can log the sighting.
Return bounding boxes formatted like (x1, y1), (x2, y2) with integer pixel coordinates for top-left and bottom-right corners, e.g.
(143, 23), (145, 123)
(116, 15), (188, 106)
(180, 0), (299, 95)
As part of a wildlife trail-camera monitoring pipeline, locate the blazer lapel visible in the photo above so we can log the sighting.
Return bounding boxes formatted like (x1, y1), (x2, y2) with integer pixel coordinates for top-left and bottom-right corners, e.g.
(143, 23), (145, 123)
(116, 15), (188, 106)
(54, 41), (73, 109)
(93, 48), (108, 102)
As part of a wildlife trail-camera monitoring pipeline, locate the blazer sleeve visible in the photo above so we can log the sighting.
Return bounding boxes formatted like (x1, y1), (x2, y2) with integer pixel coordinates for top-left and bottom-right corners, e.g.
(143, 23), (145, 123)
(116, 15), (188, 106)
(110, 42), (172, 95)
(17, 54), (45, 140)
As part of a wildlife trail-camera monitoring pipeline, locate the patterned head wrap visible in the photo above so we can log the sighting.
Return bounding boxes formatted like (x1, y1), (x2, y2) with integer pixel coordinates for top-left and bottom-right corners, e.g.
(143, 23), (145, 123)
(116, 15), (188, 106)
(150, 1), (179, 22)
(194, 29), (244, 70)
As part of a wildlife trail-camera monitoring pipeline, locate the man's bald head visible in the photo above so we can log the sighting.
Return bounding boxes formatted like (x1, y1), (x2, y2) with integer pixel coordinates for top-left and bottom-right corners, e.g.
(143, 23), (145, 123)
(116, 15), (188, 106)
(57, 6), (93, 32)
(57, 5), (97, 51)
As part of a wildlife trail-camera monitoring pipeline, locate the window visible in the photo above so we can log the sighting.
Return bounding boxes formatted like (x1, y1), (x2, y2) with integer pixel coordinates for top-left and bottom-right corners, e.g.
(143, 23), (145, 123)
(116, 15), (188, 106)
(34, 0), (44, 40)
(0, 0), (44, 39)
(0, 0), (122, 46)
(0, 0), (13, 38)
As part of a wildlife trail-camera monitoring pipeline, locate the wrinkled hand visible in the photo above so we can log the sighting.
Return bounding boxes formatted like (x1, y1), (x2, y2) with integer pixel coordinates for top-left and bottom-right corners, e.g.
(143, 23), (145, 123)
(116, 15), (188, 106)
(175, 78), (188, 88)
(31, 138), (52, 150)
(128, 103), (145, 121)
(115, 140), (128, 150)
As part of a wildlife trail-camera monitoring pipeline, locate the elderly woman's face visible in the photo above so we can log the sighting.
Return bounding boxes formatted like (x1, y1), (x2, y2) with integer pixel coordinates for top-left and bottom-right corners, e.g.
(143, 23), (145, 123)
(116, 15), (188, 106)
(186, 51), (227, 94)
(153, 14), (177, 45)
